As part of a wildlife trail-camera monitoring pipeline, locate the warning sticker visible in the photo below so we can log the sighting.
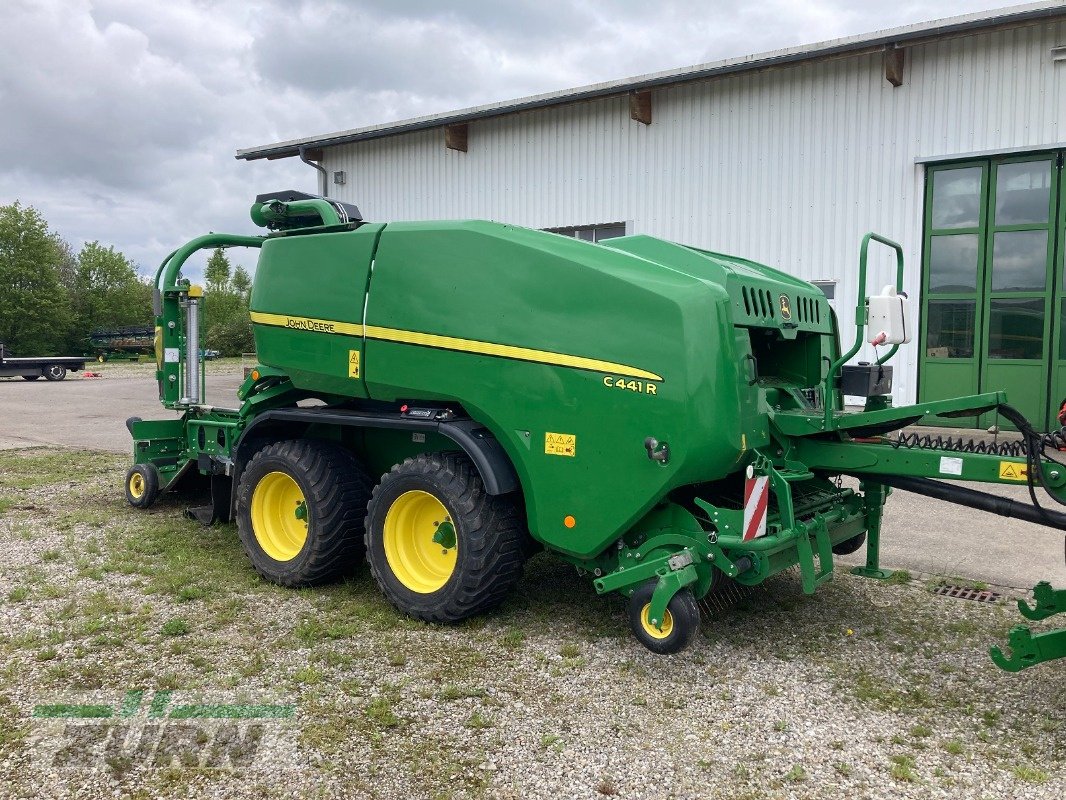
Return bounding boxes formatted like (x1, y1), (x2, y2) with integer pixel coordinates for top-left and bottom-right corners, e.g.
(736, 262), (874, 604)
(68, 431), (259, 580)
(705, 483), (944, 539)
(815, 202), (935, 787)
(545, 432), (576, 457)
(998, 461), (1028, 481)
(348, 349), (360, 379)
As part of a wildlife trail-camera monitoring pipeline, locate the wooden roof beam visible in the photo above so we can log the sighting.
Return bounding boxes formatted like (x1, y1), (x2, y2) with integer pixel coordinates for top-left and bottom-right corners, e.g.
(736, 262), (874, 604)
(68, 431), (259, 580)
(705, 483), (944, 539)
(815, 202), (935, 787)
(630, 90), (652, 125)
(884, 45), (905, 87)
(445, 123), (468, 152)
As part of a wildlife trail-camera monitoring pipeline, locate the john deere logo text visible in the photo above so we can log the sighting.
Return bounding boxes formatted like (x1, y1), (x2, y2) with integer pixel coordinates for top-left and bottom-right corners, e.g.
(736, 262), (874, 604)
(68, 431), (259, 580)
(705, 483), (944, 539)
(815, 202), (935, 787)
(779, 294), (792, 320)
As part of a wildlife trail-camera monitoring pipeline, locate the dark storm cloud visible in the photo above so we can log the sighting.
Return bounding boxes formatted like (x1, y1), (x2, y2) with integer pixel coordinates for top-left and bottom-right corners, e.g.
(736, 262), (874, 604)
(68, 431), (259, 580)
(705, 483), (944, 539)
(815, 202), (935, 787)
(0, 0), (1012, 278)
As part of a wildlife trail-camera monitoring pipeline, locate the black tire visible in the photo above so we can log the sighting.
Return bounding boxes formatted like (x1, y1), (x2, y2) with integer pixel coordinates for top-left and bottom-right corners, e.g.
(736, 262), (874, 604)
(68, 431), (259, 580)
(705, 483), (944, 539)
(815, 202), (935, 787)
(832, 531), (867, 556)
(44, 365), (66, 381)
(365, 452), (525, 623)
(628, 581), (700, 655)
(236, 439), (371, 587)
(125, 463), (160, 509)
(22, 375), (40, 381)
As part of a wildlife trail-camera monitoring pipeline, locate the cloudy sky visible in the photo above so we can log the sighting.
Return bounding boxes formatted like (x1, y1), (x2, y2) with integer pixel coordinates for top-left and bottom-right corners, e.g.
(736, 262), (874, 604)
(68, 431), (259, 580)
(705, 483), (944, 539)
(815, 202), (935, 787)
(1, 0), (1018, 279)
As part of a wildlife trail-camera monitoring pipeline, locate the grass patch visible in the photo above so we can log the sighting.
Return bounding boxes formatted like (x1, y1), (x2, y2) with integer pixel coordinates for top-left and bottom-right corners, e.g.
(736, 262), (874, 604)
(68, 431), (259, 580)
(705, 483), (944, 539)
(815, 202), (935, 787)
(889, 754), (919, 782)
(160, 618), (189, 637)
(464, 710), (494, 729)
(784, 764), (807, 782)
(364, 697), (400, 730)
(1012, 765), (1048, 784)
(7, 587), (28, 603)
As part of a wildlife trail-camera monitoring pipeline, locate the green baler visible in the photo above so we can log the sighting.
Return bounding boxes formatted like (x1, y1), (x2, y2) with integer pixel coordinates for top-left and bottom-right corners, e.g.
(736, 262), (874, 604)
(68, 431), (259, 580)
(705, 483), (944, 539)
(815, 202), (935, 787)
(126, 190), (1066, 666)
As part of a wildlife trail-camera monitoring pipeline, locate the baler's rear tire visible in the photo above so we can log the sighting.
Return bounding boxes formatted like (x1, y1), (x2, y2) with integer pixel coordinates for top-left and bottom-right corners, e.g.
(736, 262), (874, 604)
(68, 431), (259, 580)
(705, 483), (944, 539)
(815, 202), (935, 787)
(628, 582), (700, 655)
(365, 452), (524, 623)
(236, 440), (372, 587)
(831, 532), (867, 556)
(44, 366), (66, 381)
(125, 463), (160, 509)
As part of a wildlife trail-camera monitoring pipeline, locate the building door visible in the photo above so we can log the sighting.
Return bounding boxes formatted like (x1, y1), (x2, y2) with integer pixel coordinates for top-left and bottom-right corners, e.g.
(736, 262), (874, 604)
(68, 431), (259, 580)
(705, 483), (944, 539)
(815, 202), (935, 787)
(919, 152), (1064, 429)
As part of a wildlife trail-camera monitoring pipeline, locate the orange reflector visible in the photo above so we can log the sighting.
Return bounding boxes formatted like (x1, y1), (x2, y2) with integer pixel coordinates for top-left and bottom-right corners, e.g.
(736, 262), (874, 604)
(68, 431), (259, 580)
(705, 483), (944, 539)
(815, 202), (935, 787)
(563, 515), (576, 529)
(251, 370), (260, 381)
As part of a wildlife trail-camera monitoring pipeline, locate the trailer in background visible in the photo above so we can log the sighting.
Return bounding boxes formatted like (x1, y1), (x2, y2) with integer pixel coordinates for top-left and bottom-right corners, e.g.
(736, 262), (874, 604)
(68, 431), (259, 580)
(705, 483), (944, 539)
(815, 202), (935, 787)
(0, 343), (85, 381)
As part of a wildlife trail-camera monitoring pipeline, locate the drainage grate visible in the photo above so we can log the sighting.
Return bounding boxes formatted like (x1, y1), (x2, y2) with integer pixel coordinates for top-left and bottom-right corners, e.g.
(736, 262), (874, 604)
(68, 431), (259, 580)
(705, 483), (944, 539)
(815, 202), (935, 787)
(932, 584), (1002, 603)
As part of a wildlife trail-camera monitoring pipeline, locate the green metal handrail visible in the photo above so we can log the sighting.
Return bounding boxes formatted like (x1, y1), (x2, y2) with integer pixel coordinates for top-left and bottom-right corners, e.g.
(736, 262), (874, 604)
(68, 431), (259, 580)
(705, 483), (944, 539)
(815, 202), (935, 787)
(822, 232), (905, 428)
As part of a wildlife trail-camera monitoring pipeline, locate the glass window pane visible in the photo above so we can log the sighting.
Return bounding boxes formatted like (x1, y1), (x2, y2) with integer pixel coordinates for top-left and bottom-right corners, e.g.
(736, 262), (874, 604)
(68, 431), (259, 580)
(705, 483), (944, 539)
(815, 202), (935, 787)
(930, 167), (982, 229)
(988, 298), (1044, 360)
(1059, 298), (1066, 361)
(925, 301), (975, 358)
(991, 230), (1048, 292)
(994, 161), (1052, 225)
(928, 234), (979, 292)
(594, 224), (626, 241)
(576, 229), (595, 241)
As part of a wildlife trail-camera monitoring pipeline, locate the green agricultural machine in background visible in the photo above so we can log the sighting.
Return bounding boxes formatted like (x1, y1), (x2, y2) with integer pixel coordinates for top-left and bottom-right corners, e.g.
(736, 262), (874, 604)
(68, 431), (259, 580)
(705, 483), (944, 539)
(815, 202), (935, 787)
(124, 190), (1066, 668)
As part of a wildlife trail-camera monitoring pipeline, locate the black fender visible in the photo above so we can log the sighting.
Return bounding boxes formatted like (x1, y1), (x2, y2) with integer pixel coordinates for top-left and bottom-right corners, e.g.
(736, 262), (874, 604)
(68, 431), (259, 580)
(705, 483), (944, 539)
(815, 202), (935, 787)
(229, 407), (520, 518)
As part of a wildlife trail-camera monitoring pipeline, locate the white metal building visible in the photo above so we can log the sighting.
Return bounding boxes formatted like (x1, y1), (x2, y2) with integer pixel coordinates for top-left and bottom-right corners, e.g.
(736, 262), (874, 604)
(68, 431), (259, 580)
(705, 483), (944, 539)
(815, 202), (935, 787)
(238, 2), (1066, 428)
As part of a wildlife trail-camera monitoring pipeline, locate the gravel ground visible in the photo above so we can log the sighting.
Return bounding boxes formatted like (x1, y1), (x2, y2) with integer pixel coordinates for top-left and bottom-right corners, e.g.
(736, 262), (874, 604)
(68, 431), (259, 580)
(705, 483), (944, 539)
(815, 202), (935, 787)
(0, 448), (1063, 799)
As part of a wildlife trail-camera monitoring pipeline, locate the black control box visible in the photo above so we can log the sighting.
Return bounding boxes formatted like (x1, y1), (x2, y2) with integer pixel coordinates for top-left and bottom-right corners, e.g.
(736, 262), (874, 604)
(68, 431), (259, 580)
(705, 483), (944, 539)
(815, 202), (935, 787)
(841, 363), (893, 396)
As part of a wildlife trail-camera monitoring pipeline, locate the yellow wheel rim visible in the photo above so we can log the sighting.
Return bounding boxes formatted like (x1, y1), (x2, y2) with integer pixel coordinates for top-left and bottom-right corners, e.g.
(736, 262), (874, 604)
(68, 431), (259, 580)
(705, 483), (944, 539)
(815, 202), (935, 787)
(383, 490), (458, 593)
(129, 472), (145, 499)
(250, 471), (308, 562)
(640, 603), (675, 640)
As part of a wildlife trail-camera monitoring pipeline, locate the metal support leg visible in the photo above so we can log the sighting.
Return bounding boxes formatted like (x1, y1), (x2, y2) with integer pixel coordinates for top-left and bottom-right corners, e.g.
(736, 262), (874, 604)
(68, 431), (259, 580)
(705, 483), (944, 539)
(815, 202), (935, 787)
(851, 480), (894, 580)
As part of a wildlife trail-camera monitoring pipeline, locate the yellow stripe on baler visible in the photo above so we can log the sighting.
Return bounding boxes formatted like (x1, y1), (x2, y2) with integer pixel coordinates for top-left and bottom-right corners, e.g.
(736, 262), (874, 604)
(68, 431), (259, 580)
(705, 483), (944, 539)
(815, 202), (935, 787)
(249, 311), (663, 382)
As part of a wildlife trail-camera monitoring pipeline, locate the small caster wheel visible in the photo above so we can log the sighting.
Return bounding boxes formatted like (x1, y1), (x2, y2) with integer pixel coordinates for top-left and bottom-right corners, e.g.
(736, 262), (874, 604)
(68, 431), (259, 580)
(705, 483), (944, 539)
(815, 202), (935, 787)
(125, 463), (160, 509)
(831, 532), (867, 556)
(628, 582), (700, 655)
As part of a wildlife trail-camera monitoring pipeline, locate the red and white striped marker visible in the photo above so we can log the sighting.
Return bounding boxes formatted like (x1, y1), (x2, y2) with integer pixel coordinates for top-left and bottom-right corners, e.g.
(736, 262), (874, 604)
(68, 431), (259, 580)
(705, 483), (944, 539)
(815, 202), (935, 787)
(742, 465), (768, 542)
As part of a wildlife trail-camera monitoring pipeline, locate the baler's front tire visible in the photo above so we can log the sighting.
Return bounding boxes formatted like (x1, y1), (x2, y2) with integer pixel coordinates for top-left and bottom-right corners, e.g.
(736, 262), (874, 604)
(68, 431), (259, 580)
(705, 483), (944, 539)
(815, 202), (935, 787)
(125, 463), (160, 509)
(365, 452), (524, 623)
(832, 532), (867, 556)
(236, 440), (371, 587)
(628, 582), (700, 655)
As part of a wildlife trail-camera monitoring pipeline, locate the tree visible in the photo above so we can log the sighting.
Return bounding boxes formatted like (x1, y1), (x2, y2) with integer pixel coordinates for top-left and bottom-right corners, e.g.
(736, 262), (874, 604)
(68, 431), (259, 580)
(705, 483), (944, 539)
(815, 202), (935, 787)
(203, 262), (254, 356)
(67, 241), (151, 348)
(231, 265), (251, 296)
(204, 247), (232, 292)
(0, 202), (69, 354)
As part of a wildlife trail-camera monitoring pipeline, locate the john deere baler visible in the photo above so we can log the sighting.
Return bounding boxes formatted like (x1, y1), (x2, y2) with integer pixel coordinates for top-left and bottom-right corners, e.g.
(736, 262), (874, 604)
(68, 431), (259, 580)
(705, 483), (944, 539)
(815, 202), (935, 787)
(124, 190), (1066, 666)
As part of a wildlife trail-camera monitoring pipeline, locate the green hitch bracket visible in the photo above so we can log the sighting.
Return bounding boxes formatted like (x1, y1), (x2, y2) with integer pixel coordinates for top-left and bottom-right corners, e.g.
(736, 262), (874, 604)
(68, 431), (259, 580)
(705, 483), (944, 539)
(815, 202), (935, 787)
(990, 625), (1066, 672)
(1018, 580), (1066, 621)
(989, 581), (1066, 672)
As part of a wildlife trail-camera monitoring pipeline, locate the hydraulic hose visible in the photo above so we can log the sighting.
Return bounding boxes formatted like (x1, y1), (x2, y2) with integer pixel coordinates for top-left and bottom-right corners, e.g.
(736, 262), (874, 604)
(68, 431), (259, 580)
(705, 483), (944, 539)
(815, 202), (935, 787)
(857, 474), (1066, 531)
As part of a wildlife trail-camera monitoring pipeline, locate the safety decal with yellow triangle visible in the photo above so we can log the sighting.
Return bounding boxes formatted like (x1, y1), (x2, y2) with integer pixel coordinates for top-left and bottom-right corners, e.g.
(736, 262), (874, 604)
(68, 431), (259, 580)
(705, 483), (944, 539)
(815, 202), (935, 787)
(998, 461), (1028, 481)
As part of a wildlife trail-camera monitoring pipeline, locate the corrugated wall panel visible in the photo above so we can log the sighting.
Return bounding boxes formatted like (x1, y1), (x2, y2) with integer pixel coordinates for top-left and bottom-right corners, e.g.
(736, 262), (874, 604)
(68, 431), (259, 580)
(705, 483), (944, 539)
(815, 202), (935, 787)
(322, 21), (1066, 405)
